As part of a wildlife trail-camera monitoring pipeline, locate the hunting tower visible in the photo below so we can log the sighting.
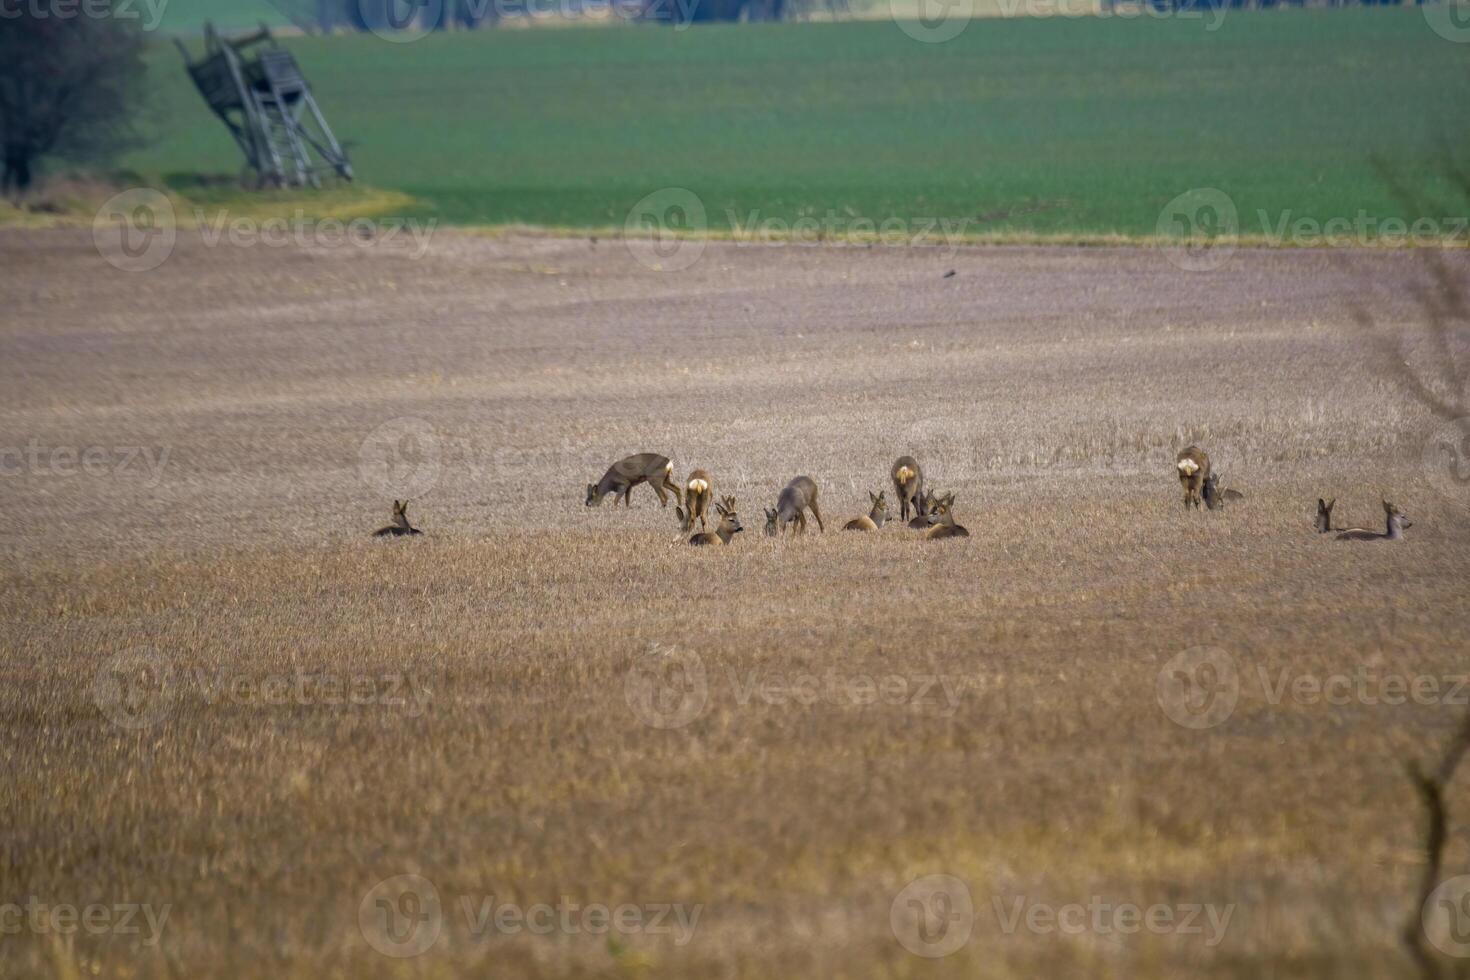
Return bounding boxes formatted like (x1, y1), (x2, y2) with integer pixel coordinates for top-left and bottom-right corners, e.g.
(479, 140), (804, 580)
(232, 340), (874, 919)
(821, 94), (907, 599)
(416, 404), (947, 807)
(176, 24), (353, 188)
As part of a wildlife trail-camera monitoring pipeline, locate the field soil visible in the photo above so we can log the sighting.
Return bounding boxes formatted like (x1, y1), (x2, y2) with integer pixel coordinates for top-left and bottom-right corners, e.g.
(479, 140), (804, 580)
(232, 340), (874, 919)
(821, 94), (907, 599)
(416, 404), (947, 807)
(2, 228), (1469, 978)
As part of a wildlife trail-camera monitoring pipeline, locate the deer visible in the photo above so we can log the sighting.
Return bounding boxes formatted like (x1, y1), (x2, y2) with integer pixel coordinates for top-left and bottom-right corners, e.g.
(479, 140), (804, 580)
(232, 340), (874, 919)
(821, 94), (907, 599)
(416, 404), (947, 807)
(1315, 498), (1336, 533)
(843, 491), (888, 531)
(906, 489), (938, 529)
(891, 456), (926, 523)
(766, 476), (824, 535)
(1335, 500), (1412, 542)
(1202, 472), (1245, 511)
(690, 500), (743, 546)
(586, 453), (682, 509)
(373, 500), (423, 537)
(924, 492), (969, 540)
(676, 468), (713, 532)
(1176, 446), (1211, 510)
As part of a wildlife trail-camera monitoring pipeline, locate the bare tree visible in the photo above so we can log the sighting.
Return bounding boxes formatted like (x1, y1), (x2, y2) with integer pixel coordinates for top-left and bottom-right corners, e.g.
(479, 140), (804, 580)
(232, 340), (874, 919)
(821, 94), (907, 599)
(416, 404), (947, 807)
(1404, 712), (1470, 980)
(0, 5), (147, 198)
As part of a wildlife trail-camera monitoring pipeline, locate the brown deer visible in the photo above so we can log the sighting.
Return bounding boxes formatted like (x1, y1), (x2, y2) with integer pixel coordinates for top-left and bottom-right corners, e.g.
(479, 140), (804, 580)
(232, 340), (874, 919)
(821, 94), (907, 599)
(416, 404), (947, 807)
(891, 456), (925, 523)
(1203, 472), (1244, 511)
(924, 493), (969, 540)
(676, 469), (713, 532)
(1176, 446), (1211, 510)
(690, 500), (743, 546)
(373, 500), (423, 537)
(1315, 498), (1336, 533)
(767, 476), (824, 535)
(586, 453), (682, 509)
(1335, 500), (1412, 542)
(907, 489), (938, 529)
(843, 491), (888, 531)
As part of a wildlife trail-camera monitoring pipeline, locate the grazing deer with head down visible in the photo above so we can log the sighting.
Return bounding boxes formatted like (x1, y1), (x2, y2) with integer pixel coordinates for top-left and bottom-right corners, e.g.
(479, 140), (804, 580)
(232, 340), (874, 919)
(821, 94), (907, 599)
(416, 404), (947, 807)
(907, 488), (937, 529)
(1335, 500), (1412, 542)
(924, 492), (969, 540)
(676, 469), (713, 531)
(766, 476), (824, 535)
(374, 500), (423, 537)
(843, 491), (888, 531)
(1315, 498), (1336, 533)
(586, 453), (682, 509)
(1176, 446), (1211, 510)
(891, 456), (925, 523)
(1203, 472), (1244, 511)
(690, 499), (743, 546)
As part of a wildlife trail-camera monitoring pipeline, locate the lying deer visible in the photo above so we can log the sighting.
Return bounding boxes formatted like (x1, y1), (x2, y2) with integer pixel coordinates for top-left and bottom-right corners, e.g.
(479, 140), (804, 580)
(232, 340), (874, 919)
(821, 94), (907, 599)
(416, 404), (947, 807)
(1315, 498), (1336, 534)
(1335, 500), (1412, 542)
(843, 491), (888, 531)
(1176, 446), (1211, 510)
(373, 500), (423, 537)
(907, 489), (938, 529)
(924, 492), (969, 540)
(891, 456), (925, 523)
(676, 469), (713, 532)
(690, 500), (743, 546)
(1203, 472), (1244, 511)
(766, 476), (824, 535)
(586, 453), (682, 509)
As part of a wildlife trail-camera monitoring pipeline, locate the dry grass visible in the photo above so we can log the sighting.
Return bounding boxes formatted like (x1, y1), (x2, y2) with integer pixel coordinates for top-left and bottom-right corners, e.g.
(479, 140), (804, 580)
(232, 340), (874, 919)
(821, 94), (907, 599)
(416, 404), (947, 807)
(2, 229), (1469, 978)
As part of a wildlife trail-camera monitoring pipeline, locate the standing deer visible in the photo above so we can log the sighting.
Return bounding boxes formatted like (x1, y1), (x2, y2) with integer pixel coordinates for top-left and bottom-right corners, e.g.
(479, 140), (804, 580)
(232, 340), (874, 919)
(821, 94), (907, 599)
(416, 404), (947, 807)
(690, 500), (743, 546)
(373, 500), (423, 537)
(767, 476), (824, 535)
(1176, 446), (1211, 510)
(924, 493), (969, 540)
(1315, 498), (1336, 533)
(907, 489), (938, 529)
(891, 456), (926, 523)
(586, 453), (682, 508)
(1203, 472), (1245, 511)
(843, 491), (888, 531)
(676, 469), (713, 531)
(1335, 500), (1412, 542)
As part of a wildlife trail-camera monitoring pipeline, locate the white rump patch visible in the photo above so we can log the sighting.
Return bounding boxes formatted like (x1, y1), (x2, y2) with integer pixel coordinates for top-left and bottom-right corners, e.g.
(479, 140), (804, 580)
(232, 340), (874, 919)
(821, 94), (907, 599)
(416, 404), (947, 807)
(688, 479), (709, 494)
(896, 466), (915, 483)
(1177, 459), (1200, 476)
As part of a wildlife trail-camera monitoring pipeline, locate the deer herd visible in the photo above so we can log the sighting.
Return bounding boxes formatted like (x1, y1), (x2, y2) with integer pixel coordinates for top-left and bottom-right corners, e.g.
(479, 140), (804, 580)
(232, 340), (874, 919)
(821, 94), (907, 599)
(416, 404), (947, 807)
(372, 445), (1414, 545)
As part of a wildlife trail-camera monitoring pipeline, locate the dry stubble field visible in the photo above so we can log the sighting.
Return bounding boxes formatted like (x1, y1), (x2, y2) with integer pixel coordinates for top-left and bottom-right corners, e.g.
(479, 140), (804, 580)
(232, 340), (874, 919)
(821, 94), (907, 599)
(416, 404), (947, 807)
(2, 228), (1469, 978)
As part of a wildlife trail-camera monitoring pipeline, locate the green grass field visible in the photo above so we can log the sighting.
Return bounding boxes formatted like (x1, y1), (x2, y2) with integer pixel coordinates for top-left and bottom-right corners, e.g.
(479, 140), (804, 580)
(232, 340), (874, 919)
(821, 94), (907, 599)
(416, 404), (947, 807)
(135, 9), (1467, 237)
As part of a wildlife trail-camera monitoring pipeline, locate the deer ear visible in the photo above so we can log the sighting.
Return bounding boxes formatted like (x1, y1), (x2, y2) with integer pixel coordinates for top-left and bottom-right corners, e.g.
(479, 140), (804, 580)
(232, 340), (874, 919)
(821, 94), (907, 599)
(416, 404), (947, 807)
(1327, 499), (1335, 510)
